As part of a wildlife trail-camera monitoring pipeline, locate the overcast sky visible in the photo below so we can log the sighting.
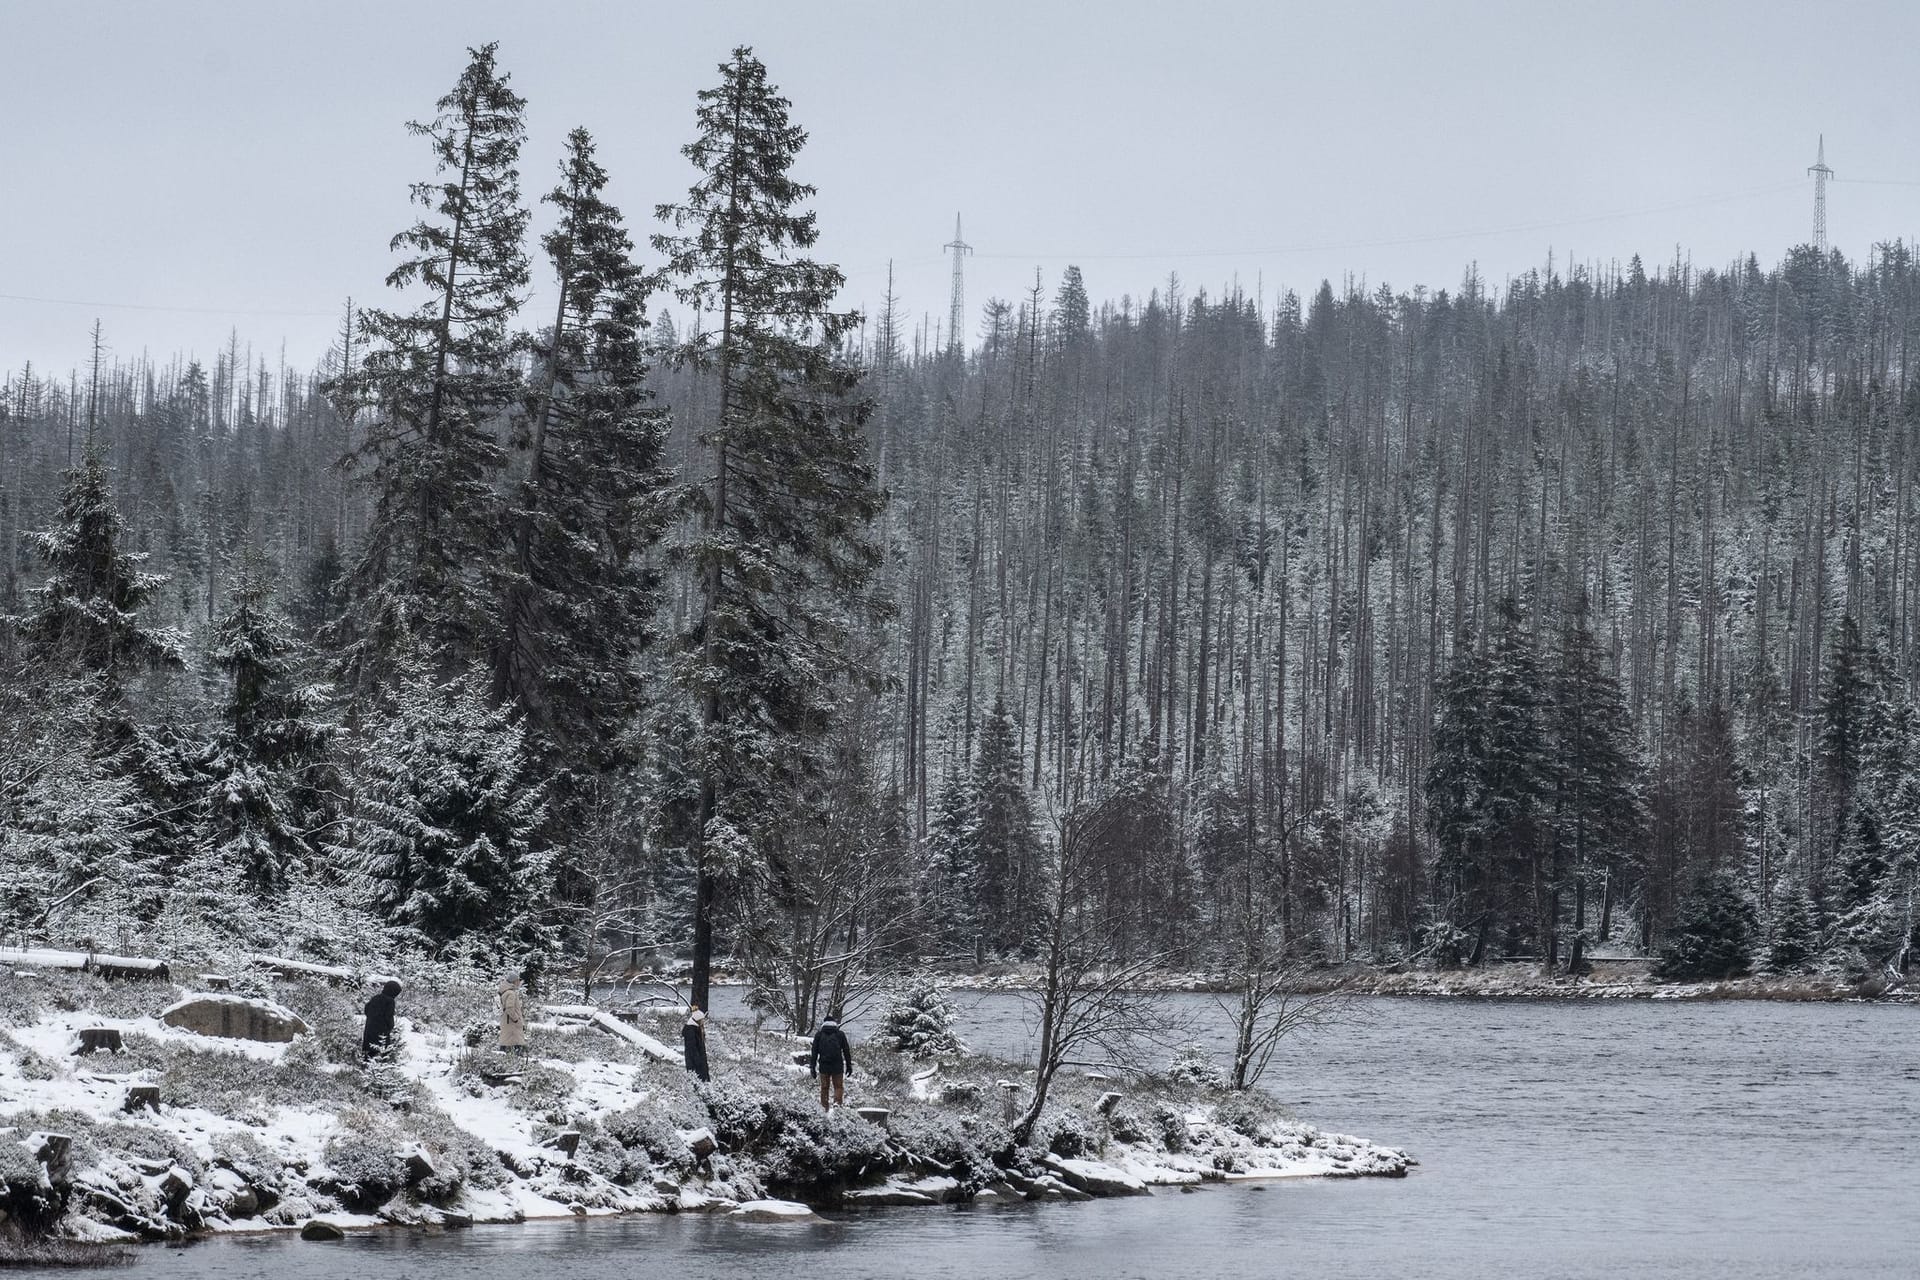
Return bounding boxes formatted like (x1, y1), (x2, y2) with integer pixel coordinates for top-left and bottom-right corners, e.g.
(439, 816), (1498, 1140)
(3, 0), (1918, 379)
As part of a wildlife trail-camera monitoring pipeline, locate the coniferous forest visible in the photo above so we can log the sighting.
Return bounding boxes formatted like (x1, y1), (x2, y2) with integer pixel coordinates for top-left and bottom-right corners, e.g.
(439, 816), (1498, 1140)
(4, 44), (1918, 1018)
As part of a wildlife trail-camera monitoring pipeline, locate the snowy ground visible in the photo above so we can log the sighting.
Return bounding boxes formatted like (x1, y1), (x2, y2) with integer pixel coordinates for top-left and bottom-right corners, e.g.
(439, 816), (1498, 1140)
(0, 967), (1410, 1249)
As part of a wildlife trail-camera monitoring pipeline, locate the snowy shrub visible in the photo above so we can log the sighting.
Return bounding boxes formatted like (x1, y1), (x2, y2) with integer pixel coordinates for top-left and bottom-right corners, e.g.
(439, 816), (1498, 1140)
(879, 979), (966, 1059)
(602, 1105), (693, 1170)
(1035, 1107), (1097, 1158)
(1167, 1043), (1226, 1089)
(88, 1120), (208, 1181)
(888, 1109), (998, 1187)
(938, 1080), (983, 1108)
(758, 1106), (892, 1198)
(0, 1139), (62, 1239)
(1107, 1101), (1151, 1145)
(209, 1130), (283, 1193)
(506, 1061), (575, 1117)
(321, 1114), (407, 1212)
(699, 1077), (774, 1151)
(1423, 920), (1476, 969)
(1151, 1104), (1188, 1151)
(1211, 1092), (1279, 1142)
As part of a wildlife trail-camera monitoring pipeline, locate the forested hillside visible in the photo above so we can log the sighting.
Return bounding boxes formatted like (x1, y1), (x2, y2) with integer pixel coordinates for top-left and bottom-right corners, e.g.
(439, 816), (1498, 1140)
(4, 43), (1917, 1007)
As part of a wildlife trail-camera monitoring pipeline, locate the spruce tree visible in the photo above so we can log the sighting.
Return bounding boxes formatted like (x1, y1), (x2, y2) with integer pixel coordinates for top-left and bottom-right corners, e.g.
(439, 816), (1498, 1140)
(654, 47), (886, 1008)
(203, 559), (331, 893)
(1548, 612), (1643, 971)
(493, 126), (669, 781)
(12, 446), (184, 929)
(334, 42), (529, 691)
(337, 663), (552, 960)
(1654, 869), (1759, 980)
(971, 696), (1040, 954)
(1427, 599), (1548, 962)
(1767, 885), (1821, 973)
(20, 445), (182, 681)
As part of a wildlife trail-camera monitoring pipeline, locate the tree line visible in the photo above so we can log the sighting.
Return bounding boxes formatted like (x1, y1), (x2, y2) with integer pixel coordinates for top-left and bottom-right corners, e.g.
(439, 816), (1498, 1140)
(3, 42), (1917, 1021)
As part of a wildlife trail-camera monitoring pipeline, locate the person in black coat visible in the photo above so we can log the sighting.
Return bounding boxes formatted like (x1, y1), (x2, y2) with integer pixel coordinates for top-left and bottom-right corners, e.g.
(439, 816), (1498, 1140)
(361, 980), (402, 1061)
(808, 1010), (854, 1112)
(682, 1004), (710, 1082)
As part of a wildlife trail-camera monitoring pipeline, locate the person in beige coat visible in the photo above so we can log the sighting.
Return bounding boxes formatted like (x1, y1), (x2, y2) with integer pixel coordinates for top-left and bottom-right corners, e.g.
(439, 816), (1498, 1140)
(498, 974), (527, 1056)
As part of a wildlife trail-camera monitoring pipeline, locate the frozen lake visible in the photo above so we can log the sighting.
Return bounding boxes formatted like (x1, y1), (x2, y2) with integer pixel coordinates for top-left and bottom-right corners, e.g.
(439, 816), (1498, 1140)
(75, 994), (1920, 1279)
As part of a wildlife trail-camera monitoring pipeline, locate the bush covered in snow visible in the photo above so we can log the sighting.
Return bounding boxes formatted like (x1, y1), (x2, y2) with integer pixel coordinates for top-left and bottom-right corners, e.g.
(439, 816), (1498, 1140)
(320, 1112), (408, 1212)
(755, 1105), (892, 1199)
(879, 978), (965, 1059)
(0, 1139), (63, 1239)
(1166, 1043), (1226, 1089)
(602, 1104), (693, 1171)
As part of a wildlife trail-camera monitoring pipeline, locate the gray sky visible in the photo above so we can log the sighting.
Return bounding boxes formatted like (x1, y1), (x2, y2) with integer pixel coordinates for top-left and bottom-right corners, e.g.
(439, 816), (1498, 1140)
(4, 0), (1918, 380)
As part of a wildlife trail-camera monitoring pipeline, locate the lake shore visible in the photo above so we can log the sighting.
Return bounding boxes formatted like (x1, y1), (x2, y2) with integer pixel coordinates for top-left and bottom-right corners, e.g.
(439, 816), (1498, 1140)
(928, 962), (1916, 1002)
(0, 966), (1409, 1257)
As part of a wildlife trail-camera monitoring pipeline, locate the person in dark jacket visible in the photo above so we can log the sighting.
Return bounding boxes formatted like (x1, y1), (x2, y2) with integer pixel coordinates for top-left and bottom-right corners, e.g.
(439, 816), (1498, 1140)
(682, 1004), (710, 1082)
(808, 1010), (854, 1111)
(361, 979), (402, 1061)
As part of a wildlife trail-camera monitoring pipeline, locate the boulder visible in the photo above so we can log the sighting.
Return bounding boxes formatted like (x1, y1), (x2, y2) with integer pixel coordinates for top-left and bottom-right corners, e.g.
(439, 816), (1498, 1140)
(730, 1199), (824, 1224)
(299, 1219), (344, 1241)
(1042, 1154), (1151, 1198)
(161, 994), (310, 1043)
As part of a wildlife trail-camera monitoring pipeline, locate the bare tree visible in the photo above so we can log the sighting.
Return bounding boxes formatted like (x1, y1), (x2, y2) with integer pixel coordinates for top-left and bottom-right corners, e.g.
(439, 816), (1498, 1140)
(1013, 782), (1187, 1146)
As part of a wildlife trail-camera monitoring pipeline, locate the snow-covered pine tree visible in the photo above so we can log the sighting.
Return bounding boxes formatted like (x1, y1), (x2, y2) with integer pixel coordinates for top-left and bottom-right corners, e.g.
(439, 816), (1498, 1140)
(1767, 884), (1821, 973)
(1814, 614), (1877, 883)
(11, 445), (185, 929)
(333, 42), (529, 691)
(493, 126), (670, 782)
(926, 759), (981, 958)
(202, 557), (331, 893)
(879, 976), (965, 1058)
(19, 445), (183, 681)
(1427, 599), (1549, 963)
(337, 661), (552, 961)
(971, 696), (1042, 955)
(1547, 611), (1644, 972)
(1654, 869), (1759, 981)
(653, 47), (886, 1009)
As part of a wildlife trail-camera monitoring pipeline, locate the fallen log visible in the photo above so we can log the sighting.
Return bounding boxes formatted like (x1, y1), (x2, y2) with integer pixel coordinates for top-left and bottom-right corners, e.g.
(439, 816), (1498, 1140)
(542, 1005), (674, 1062)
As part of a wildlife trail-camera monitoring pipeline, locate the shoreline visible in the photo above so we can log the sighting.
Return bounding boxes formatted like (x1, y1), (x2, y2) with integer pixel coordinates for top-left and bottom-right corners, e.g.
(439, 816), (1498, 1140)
(0, 967), (1410, 1257)
(917, 965), (1917, 1003)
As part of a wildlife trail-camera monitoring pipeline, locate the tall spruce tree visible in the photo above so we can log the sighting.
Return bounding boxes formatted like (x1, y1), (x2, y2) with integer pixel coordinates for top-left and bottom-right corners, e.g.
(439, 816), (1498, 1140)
(202, 558), (331, 893)
(12, 446), (185, 930)
(1427, 599), (1548, 963)
(1547, 613), (1643, 971)
(971, 696), (1041, 954)
(494, 126), (670, 781)
(334, 42), (529, 690)
(653, 47), (886, 1008)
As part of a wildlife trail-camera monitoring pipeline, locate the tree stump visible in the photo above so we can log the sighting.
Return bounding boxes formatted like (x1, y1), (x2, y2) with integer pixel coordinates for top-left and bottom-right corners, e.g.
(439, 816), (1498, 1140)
(855, 1107), (891, 1128)
(124, 1086), (162, 1114)
(546, 1131), (581, 1158)
(199, 974), (233, 992)
(1096, 1091), (1124, 1116)
(76, 1028), (123, 1055)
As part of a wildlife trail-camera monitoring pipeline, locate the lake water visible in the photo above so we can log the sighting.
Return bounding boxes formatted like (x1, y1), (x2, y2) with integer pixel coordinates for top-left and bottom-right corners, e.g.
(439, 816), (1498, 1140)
(54, 995), (1920, 1279)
